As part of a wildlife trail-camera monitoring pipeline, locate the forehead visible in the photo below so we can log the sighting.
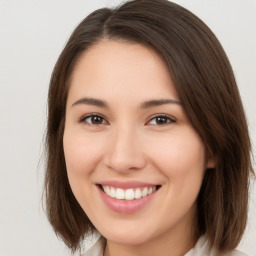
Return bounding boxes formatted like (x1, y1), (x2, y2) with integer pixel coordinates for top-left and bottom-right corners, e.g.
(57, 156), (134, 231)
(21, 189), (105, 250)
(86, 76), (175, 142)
(67, 40), (179, 106)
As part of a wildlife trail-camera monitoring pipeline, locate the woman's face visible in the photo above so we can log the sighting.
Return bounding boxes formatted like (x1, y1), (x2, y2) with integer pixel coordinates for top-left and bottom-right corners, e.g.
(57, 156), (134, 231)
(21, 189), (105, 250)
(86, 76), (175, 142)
(63, 40), (213, 246)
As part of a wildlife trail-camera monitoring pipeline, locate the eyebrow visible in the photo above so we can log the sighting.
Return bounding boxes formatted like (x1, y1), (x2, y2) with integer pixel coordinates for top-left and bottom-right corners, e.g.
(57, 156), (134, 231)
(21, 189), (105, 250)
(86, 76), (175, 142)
(71, 97), (182, 109)
(141, 99), (182, 108)
(72, 97), (108, 108)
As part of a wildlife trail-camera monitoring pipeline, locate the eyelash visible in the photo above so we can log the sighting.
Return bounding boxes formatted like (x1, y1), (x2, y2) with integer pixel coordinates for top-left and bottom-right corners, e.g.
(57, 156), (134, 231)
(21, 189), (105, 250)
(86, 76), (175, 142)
(79, 114), (176, 126)
(146, 114), (176, 125)
(79, 113), (108, 126)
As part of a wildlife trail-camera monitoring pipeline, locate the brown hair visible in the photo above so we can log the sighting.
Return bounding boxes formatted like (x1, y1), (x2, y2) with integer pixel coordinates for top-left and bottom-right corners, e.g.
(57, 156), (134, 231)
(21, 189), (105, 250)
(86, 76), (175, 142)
(44, 0), (254, 253)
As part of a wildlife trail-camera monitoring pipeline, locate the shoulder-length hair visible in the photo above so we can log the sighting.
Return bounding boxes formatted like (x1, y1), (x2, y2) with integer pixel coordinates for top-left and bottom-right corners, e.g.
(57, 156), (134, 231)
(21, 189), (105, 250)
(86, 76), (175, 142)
(44, 0), (254, 253)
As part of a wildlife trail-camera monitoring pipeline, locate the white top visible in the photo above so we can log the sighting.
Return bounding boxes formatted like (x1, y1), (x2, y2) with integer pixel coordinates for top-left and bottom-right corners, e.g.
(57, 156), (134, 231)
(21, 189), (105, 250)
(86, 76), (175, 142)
(81, 236), (247, 256)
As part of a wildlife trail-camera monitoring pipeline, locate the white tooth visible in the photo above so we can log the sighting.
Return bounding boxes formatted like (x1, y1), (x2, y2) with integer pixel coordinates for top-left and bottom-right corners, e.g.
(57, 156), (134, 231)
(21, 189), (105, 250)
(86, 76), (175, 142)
(116, 188), (125, 199)
(125, 189), (135, 200)
(103, 186), (157, 200)
(110, 187), (116, 198)
(105, 186), (111, 196)
(142, 187), (148, 197)
(102, 185), (107, 193)
(148, 187), (153, 195)
(134, 188), (142, 199)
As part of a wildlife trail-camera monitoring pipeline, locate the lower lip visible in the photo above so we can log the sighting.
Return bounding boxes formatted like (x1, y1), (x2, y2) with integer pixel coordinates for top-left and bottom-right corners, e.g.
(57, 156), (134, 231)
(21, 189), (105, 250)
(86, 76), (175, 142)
(97, 186), (159, 214)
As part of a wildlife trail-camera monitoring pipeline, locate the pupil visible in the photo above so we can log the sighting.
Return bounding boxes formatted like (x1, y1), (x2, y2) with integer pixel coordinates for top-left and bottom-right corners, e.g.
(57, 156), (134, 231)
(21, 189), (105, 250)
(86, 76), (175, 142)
(92, 116), (102, 124)
(156, 117), (167, 124)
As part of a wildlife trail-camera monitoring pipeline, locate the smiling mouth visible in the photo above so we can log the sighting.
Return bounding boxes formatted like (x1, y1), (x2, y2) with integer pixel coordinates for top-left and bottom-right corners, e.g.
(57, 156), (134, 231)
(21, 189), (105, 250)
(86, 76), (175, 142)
(98, 185), (161, 201)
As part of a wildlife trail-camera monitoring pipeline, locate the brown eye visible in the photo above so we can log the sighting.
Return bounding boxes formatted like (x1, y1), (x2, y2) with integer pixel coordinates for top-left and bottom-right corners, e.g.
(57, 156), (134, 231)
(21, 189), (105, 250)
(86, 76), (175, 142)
(81, 115), (107, 125)
(147, 115), (175, 125)
(91, 116), (104, 124)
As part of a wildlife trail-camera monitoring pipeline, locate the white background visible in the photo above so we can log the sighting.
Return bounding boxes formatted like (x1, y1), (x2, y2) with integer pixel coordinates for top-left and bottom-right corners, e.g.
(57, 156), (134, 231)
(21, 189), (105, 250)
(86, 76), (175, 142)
(0, 0), (255, 255)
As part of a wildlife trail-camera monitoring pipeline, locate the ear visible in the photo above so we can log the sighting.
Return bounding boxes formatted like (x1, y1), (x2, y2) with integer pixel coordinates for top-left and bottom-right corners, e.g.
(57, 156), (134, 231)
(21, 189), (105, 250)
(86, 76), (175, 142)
(206, 156), (216, 169)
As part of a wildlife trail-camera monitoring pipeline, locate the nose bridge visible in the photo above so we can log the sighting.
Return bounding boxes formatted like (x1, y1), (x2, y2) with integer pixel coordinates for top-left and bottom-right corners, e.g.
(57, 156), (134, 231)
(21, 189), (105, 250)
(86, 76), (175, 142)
(105, 123), (145, 172)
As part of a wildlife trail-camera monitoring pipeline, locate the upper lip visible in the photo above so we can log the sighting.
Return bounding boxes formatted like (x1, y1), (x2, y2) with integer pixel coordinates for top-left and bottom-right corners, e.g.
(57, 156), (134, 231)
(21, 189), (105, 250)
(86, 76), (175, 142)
(97, 180), (160, 189)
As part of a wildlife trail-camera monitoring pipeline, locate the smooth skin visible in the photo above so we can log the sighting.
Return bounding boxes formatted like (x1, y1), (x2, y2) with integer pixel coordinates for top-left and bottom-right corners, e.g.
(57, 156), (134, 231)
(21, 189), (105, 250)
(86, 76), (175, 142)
(63, 40), (214, 256)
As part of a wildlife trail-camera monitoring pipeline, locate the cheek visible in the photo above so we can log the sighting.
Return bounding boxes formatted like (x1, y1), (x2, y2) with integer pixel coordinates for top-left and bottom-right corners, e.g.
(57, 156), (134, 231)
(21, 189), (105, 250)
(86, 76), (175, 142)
(63, 129), (106, 203)
(149, 132), (206, 219)
(62, 130), (108, 215)
(63, 131), (103, 174)
(148, 130), (206, 180)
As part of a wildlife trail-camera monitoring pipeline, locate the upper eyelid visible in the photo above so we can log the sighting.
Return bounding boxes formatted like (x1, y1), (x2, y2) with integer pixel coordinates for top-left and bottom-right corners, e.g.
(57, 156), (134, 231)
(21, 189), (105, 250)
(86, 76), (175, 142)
(145, 114), (176, 126)
(147, 114), (176, 121)
(79, 113), (108, 123)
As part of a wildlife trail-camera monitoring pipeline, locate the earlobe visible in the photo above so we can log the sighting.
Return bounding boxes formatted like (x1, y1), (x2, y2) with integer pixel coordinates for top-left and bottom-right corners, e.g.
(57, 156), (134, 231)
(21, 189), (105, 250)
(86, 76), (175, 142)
(206, 157), (216, 169)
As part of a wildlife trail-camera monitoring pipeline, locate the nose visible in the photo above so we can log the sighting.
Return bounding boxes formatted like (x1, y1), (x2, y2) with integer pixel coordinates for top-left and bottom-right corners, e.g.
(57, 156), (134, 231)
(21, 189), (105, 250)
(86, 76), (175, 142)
(103, 126), (146, 173)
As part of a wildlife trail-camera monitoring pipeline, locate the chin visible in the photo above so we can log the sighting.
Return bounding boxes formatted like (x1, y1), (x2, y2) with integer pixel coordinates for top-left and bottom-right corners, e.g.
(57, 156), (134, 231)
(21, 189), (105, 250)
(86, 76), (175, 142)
(101, 228), (153, 245)
(106, 236), (150, 246)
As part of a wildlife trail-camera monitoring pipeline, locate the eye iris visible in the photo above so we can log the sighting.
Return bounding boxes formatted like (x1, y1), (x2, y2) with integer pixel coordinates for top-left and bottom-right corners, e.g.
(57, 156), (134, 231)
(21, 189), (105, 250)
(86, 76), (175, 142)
(91, 116), (103, 124)
(156, 116), (168, 124)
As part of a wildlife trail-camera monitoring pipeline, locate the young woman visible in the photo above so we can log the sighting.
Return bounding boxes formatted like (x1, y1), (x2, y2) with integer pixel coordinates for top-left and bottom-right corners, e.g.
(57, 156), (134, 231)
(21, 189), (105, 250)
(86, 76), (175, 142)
(44, 0), (254, 255)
